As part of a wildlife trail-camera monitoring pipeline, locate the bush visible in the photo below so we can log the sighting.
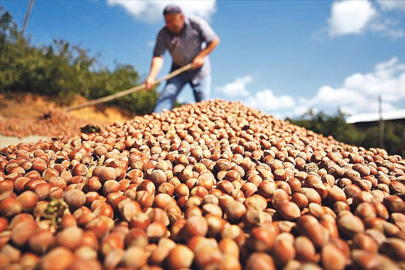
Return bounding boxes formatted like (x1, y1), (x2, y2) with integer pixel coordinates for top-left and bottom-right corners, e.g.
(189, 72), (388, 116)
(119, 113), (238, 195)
(286, 109), (404, 157)
(0, 8), (158, 115)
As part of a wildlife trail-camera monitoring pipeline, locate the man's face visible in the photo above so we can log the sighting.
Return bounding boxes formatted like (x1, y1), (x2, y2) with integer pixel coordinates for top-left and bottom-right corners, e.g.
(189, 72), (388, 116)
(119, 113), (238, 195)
(164, 13), (184, 34)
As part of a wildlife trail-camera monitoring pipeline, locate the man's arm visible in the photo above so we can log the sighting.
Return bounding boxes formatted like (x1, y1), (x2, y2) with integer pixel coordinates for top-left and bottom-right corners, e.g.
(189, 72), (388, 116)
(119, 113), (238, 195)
(192, 37), (220, 69)
(145, 56), (164, 90)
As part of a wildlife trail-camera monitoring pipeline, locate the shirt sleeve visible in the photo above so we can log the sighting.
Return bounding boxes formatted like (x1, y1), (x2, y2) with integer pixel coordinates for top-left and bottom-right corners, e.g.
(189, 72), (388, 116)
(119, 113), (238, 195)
(153, 30), (167, 58)
(191, 16), (218, 44)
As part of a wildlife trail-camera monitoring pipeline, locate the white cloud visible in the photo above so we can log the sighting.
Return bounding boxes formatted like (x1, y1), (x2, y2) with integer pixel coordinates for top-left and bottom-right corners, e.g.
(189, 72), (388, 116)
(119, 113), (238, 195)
(343, 57), (405, 101)
(293, 57), (405, 118)
(107, 0), (217, 23)
(376, 0), (405, 11)
(216, 75), (252, 98)
(325, 0), (404, 39)
(308, 86), (370, 114)
(328, 0), (376, 37)
(216, 59), (404, 120)
(290, 105), (313, 118)
(216, 75), (295, 114)
(244, 90), (296, 112)
(370, 18), (405, 39)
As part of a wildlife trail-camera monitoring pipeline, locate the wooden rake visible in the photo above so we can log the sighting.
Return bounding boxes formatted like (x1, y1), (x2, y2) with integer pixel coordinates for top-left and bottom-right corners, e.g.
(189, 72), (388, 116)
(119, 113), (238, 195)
(65, 63), (193, 112)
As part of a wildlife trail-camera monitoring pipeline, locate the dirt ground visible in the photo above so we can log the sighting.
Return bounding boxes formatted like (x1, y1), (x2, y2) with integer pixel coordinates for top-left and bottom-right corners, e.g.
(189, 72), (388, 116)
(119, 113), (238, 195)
(0, 93), (134, 139)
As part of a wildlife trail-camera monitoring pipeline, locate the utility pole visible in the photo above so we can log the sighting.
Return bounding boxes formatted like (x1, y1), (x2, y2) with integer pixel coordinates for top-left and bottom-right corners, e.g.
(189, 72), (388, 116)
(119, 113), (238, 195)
(22, 0), (35, 36)
(378, 95), (384, 148)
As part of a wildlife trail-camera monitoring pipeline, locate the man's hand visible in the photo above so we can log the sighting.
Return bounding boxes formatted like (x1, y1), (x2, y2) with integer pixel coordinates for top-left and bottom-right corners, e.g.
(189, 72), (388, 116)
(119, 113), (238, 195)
(190, 37), (219, 70)
(192, 55), (205, 69)
(145, 57), (163, 90)
(145, 76), (156, 90)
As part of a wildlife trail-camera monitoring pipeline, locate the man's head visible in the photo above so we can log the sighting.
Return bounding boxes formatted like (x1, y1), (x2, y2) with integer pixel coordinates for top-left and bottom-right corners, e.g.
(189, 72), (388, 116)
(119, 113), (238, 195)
(163, 5), (184, 34)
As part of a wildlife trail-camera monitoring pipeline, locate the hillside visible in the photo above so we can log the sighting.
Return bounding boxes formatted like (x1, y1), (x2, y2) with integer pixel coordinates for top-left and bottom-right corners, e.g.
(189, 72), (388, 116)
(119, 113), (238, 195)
(0, 94), (133, 139)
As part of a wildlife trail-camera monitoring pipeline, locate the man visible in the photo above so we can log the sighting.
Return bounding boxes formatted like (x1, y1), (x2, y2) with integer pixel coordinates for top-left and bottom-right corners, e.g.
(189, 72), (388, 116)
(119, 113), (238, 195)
(145, 4), (219, 113)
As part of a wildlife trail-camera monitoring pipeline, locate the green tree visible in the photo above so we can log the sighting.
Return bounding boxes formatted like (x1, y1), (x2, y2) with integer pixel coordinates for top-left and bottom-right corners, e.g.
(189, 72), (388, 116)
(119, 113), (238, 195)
(286, 109), (361, 144)
(287, 109), (404, 157)
(1, 8), (158, 115)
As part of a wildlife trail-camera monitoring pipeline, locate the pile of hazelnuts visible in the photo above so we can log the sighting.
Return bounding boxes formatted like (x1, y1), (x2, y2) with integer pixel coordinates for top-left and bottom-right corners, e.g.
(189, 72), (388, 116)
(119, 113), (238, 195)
(1, 100), (404, 270)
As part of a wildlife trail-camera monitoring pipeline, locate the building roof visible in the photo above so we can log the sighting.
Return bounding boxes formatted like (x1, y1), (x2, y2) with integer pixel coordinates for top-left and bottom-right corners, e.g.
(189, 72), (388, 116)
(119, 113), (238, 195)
(346, 109), (405, 124)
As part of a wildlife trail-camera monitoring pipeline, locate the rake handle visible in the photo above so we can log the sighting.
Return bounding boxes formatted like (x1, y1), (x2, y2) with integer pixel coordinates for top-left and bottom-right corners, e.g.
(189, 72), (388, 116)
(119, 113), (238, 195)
(65, 63), (193, 112)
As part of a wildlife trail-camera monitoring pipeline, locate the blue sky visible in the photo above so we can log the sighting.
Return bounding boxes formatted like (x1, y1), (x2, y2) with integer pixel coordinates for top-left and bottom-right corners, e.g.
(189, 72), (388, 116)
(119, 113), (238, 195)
(3, 0), (405, 121)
